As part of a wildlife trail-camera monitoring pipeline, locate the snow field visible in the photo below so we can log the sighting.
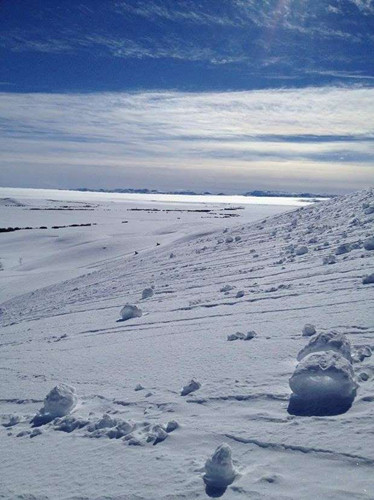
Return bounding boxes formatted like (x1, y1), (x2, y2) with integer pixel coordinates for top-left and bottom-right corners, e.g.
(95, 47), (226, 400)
(0, 188), (373, 498)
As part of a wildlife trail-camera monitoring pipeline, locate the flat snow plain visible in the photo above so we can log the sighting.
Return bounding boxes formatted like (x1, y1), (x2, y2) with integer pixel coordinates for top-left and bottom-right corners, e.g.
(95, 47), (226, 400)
(0, 187), (373, 499)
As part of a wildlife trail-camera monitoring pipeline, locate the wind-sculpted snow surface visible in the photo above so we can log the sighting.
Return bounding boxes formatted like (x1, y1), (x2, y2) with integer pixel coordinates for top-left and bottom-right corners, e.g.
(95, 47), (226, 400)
(0, 188), (373, 499)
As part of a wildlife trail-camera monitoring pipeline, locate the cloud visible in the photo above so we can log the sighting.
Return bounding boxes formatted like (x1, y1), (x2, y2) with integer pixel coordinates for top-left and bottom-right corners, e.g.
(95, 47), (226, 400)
(1, 1), (373, 77)
(113, 1), (242, 27)
(350, 0), (374, 14)
(0, 86), (373, 193)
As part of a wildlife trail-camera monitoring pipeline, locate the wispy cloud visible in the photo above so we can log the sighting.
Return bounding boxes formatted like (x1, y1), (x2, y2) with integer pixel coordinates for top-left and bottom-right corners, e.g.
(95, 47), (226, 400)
(1, 1), (373, 79)
(350, 0), (374, 14)
(0, 86), (373, 192)
(114, 1), (242, 27)
(0, 30), (244, 66)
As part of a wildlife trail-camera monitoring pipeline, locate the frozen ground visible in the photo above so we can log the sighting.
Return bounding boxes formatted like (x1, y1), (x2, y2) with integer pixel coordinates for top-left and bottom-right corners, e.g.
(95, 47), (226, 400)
(0, 187), (373, 499)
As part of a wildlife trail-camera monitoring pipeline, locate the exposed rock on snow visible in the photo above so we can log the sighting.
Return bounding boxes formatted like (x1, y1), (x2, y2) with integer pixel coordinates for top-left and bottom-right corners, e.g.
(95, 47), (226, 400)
(181, 379), (201, 396)
(119, 304), (142, 321)
(32, 384), (78, 426)
(235, 290), (244, 298)
(141, 288), (154, 299)
(362, 273), (374, 284)
(134, 383), (144, 391)
(288, 352), (357, 416)
(203, 444), (236, 491)
(297, 331), (352, 362)
(220, 284), (234, 293)
(302, 324), (316, 337)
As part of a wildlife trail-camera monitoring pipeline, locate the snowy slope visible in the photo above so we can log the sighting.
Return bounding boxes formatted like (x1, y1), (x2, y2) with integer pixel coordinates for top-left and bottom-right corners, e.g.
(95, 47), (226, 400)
(0, 189), (373, 499)
(0, 189), (300, 303)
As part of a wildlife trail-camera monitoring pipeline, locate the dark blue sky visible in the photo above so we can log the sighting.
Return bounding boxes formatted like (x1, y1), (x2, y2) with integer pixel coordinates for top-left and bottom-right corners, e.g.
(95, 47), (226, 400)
(0, 1), (373, 193)
(1, 0), (374, 92)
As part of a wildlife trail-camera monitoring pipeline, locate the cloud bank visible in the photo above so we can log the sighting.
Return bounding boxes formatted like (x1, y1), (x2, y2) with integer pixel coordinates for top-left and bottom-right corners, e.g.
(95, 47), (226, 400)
(0, 86), (373, 193)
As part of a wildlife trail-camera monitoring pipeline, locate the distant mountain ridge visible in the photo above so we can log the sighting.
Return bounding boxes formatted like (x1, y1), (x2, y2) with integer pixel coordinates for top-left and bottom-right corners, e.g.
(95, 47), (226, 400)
(76, 187), (335, 199)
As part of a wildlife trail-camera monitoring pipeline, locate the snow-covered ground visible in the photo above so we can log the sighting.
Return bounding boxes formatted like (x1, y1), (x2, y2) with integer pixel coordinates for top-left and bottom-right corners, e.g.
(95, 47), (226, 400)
(0, 187), (306, 303)
(0, 188), (373, 499)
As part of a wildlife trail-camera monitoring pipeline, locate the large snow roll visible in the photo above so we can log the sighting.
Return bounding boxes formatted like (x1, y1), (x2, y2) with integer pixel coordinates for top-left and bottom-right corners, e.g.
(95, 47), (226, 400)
(42, 383), (78, 418)
(290, 352), (357, 400)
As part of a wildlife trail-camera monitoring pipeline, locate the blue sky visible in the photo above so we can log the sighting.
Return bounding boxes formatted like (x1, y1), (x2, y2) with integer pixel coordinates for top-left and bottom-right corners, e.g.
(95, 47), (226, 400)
(1, 0), (374, 193)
